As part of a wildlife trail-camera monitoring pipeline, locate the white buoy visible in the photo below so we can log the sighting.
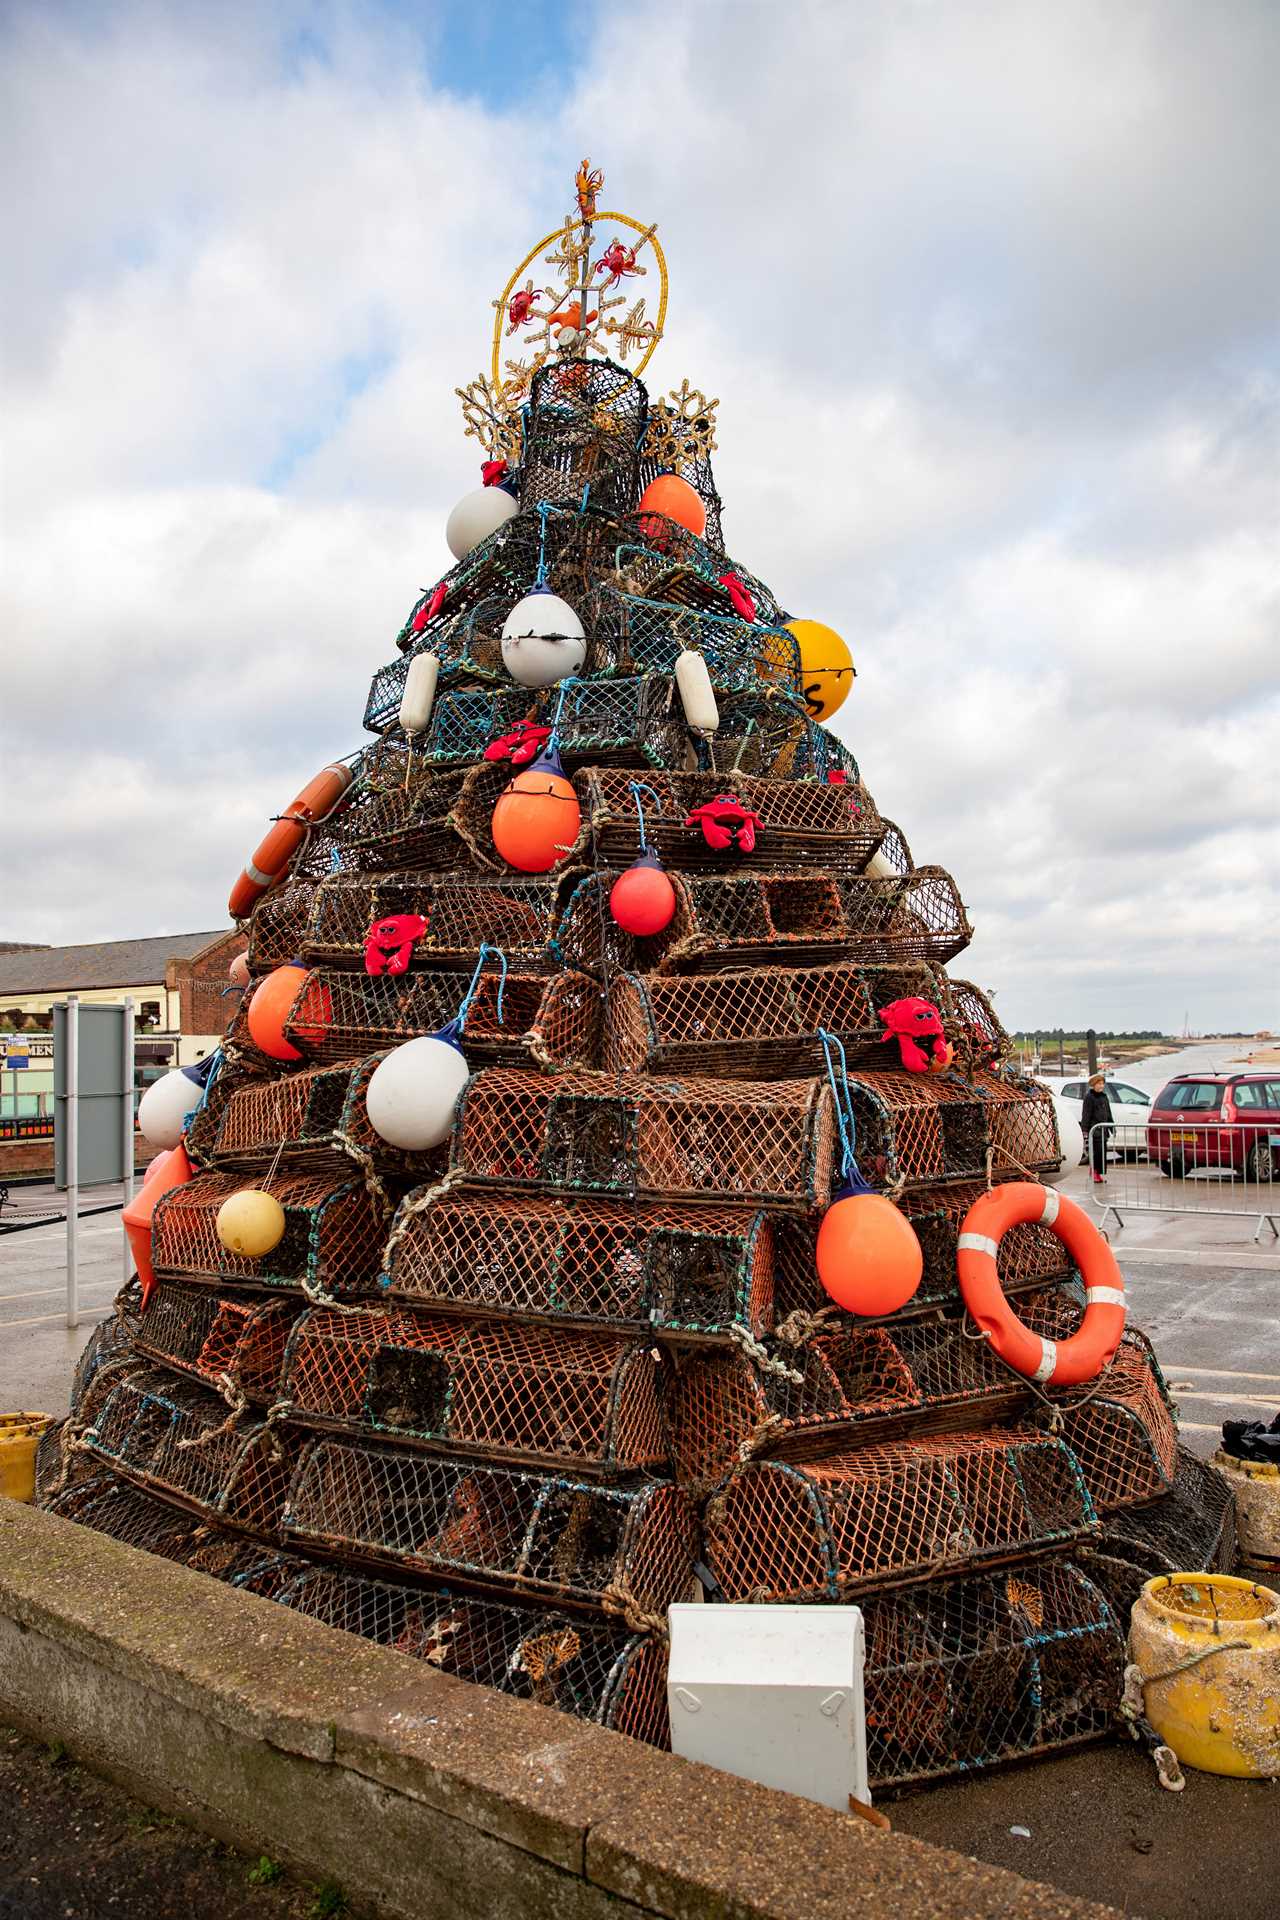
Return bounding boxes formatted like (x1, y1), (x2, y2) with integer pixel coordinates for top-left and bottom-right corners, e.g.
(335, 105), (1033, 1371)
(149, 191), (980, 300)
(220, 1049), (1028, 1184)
(500, 589), (587, 689)
(137, 1064), (205, 1150)
(365, 1034), (471, 1151)
(675, 649), (720, 736)
(445, 486), (518, 561)
(865, 849), (897, 881)
(398, 653), (439, 737)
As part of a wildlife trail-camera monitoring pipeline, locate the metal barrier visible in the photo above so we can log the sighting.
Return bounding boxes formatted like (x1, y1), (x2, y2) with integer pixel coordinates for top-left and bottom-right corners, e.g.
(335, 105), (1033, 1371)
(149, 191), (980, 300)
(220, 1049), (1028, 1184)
(1087, 1122), (1279, 1242)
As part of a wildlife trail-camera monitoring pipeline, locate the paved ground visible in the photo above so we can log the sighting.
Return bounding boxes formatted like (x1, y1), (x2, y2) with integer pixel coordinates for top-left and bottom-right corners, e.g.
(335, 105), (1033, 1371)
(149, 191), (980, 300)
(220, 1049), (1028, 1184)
(0, 1182), (129, 1417)
(0, 1722), (366, 1919)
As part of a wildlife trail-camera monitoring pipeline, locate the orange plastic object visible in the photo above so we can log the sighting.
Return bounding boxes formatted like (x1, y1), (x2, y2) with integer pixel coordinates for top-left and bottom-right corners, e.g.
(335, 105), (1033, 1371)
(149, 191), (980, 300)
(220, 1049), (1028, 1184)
(246, 962), (312, 1062)
(491, 766), (581, 874)
(122, 1142), (195, 1305)
(228, 761), (352, 920)
(637, 473), (707, 542)
(815, 1188), (923, 1316)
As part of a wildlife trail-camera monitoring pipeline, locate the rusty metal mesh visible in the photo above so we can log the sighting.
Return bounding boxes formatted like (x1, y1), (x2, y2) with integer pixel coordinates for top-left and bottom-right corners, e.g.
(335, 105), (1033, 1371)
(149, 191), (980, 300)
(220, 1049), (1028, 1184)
(560, 867), (972, 978)
(451, 1066), (834, 1208)
(70, 1281), (141, 1412)
(304, 871), (573, 972)
(384, 1186), (773, 1337)
(520, 359), (647, 516)
(152, 1167), (386, 1300)
(1090, 1446), (1238, 1592)
(282, 1306), (669, 1475)
(135, 1282), (298, 1404)
(590, 587), (802, 695)
(1055, 1331), (1178, 1514)
(283, 1436), (695, 1614)
(45, 1472), (210, 1562)
(81, 1363), (295, 1535)
(243, 877), (314, 962)
(580, 768), (881, 873)
(297, 751), (476, 872)
(861, 1559), (1122, 1790)
(704, 1428), (1095, 1602)
(280, 965), (601, 1071)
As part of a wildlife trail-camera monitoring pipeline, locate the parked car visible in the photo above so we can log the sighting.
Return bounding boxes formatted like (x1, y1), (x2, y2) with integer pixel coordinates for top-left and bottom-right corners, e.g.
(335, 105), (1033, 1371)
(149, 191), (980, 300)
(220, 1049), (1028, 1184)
(1043, 1077), (1154, 1161)
(1145, 1073), (1280, 1179)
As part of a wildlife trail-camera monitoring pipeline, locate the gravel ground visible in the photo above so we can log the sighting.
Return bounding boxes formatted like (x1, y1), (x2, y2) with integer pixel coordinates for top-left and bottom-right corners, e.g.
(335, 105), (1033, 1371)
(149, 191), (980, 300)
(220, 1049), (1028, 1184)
(0, 1725), (368, 1920)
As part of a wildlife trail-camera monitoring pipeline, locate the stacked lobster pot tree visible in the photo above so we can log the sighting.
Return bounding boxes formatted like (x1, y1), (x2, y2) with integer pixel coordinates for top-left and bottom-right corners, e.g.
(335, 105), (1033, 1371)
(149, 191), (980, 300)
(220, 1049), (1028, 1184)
(43, 167), (1237, 1794)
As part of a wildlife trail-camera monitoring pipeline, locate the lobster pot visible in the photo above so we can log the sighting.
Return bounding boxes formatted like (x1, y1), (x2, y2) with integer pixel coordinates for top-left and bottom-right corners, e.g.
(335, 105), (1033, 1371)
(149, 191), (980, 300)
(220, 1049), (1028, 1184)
(775, 1177), (1075, 1328)
(282, 1306), (669, 1476)
(1085, 1446), (1239, 1618)
(283, 967), (601, 1072)
(861, 1561), (1122, 1791)
(284, 1436), (697, 1613)
(520, 359), (647, 517)
(559, 867), (971, 979)
(266, 1564), (670, 1747)
(34, 1420), (73, 1503)
(153, 1168), (385, 1301)
(450, 758), (588, 873)
(81, 1364), (296, 1536)
(945, 978), (1011, 1069)
(208, 1054), (447, 1179)
(592, 587), (802, 695)
(611, 534), (786, 630)
(70, 1281), (141, 1413)
(134, 1282), (299, 1404)
(713, 691), (852, 782)
(579, 768), (881, 874)
(364, 671), (530, 750)
(304, 871), (573, 973)
(451, 1067), (835, 1209)
(182, 1060), (270, 1169)
(604, 960), (956, 1078)
(241, 878), (314, 973)
(45, 1473), (209, 1564)
(312, 749), (475, 873)
(1056, 1332), (1179, 1514)
(635, 444), (725, 552)
(384, 1187), (774, 1338)
(703, 1429), (1096, 1602)
(382, 674), (687, 773)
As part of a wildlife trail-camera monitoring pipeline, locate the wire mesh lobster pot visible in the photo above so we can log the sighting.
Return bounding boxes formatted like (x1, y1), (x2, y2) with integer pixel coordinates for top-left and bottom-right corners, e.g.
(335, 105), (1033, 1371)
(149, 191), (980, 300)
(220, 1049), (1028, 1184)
(302, 748), (477, 872)
(81, 1364), (295, 1536)
(946, 978), (1012, 1069)
(709, 691), (854, 782)
(451, 1067), (835, 1209)
(1056, 1332), (1179, 1514)
(520, 359), (647, 517)
(560, 866), (972, 978)
(774, 1178), (1076, 1328)
(610, 532), (785, 630)
(808, 1067), (1060, 1194)
(591, 588), (803, 695)
(134, 1281), (299, 1404)
(383, 1187), (774, 1338)
(70, 1280), (141, 1413)
(580, 767), (881, 873)
(704, 1428), (1096, 1602)
(1082, 1447), (1239, 1617)
(604, 960), (960, 1078)
(282, 1306), (669, 1476)
(363, 671), (533, 750)
(447, 757), (589, 874)
(861, 1559), (1122, 1791)
(304, 871), (574, 973)
(265, 1562), (670, 1746)
(635, 441), (725, 551)
(207, 1054), (444, 1181)
(283, 1436), (696, 1614)
(153, 1168), (386, 1301)
(44, 1471), (210, 1563)
(282, 966), (601, 1072)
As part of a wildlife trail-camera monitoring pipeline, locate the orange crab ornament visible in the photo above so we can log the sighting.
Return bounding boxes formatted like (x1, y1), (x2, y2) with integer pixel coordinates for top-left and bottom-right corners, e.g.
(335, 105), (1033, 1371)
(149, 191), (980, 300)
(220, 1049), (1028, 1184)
(879, 996), (953, 1074)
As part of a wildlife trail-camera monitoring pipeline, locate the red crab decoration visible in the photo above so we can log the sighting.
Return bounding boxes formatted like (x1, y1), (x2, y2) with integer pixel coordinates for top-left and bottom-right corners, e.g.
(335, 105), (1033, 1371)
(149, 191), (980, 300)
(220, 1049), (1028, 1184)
(484, 721), (552, 768)
(596, 240), (640, 289)
(364, 912), (429, 977)
(481, 458), (511, 487)
(506, 288), (544, 334)
(683, 795), (763, 855)
(411, 581), (447, 634)
(879, 997), (952, 1074)
(718, 572), (756, 623)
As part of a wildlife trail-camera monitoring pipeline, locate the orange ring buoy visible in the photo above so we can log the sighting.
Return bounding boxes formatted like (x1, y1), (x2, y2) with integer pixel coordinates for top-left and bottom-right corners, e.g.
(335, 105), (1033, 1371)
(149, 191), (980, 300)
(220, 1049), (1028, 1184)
(957, 1182), (1126, 1387)
(228, 762), (353, 920)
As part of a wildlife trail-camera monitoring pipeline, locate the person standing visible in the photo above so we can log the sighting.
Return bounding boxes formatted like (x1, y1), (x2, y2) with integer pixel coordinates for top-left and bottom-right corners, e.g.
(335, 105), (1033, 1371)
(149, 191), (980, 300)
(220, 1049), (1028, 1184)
(1081, 1073), (1114, 1182)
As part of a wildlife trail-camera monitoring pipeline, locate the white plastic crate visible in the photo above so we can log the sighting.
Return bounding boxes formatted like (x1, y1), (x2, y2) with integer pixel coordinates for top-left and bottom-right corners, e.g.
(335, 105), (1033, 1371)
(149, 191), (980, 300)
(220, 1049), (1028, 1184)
(667, 1603), (868, 1812)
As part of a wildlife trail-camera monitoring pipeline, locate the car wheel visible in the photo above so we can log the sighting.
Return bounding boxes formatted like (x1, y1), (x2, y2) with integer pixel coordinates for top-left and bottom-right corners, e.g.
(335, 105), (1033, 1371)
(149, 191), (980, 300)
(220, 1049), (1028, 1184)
(1155, 1159), (1172, 1177)
(1245, 1142), (1277, 1184)
(1168, 1152), (1188, 1179)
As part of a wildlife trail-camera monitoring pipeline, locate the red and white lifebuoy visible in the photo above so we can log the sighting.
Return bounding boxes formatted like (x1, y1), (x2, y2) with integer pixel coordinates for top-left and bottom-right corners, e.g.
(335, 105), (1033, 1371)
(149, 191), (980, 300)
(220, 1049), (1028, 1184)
(228, 762), (353, 920)
(956, 1182), (1126, 1387)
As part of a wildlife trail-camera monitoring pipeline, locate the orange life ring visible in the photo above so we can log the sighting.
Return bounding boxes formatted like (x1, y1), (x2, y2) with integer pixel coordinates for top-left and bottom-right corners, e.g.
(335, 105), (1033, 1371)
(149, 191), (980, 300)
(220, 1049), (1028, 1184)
(228, 762), (353, 920)
(956, 1182), (1126, 1387)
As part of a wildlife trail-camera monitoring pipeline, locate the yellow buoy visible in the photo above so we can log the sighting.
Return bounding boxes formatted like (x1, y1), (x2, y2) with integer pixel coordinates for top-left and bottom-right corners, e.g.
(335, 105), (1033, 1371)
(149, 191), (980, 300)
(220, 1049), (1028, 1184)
(785, 618), (855, 722)
(0, 1411), (53, 1503)
(1128, 1572), (1280, 1778)
(1213, 1451), (1280, 1570)
(216, 1189), (286, 1259)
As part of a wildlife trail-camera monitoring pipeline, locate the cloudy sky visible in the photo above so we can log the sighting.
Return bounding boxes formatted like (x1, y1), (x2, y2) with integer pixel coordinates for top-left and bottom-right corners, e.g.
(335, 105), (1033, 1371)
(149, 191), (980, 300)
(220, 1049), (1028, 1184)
(3, 0), (1277, 1033)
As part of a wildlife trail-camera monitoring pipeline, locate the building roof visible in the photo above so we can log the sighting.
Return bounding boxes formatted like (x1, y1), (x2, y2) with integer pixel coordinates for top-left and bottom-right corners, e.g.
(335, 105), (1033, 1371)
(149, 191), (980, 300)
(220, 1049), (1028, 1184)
(0, 933), (228, 996)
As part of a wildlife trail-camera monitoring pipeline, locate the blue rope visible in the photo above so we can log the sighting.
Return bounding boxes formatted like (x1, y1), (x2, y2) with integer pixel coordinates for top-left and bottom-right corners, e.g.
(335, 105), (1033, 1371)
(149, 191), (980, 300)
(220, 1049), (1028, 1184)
(818, 1028), (859, 1181)
(182, 1048), (224, 1135)
(457, 944), (508, 1032)
(546, 677), (576, 751)
(580, 483), (591, 513)
(534, 503), (551, 588)
(628, 779), (662, 854)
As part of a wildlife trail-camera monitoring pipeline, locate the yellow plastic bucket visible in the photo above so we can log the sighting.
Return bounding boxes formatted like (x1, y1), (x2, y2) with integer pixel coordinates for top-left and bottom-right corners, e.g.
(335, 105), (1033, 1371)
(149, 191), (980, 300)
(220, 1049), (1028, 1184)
(0, 1412), (53, 1503)
(1213, 1450), (1280, 1569)
(1129, 1572), (1280, 1778)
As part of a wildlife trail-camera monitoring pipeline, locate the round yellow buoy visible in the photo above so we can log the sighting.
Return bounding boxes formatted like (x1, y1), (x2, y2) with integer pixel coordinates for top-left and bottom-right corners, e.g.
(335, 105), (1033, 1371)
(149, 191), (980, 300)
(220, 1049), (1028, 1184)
(216, 1189), (286, 1259)
(784, 618), (856, 722)
(1128, 1572), (1280, 1778)
(0, 1412), (53, 1503)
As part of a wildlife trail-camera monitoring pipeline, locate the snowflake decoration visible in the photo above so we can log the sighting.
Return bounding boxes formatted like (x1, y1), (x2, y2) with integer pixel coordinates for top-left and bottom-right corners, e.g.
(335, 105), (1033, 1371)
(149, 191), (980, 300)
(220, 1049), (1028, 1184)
(642, 379), (720, 466)
(455, 374), (522, 460)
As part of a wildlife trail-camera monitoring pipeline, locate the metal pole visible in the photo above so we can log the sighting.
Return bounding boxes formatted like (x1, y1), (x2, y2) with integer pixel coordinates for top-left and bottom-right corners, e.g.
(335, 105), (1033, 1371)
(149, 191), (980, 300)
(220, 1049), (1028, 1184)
(121, 996), (135, 1282)
(1086, 1028), (1098, 1076)
(66, 994), (79, 1330)
(1057, 1029), (1065, 1074)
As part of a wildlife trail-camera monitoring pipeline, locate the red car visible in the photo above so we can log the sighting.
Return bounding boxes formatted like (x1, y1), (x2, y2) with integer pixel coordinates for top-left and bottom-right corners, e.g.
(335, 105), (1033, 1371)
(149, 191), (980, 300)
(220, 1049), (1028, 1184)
(1146, 1072), (1280, 1179)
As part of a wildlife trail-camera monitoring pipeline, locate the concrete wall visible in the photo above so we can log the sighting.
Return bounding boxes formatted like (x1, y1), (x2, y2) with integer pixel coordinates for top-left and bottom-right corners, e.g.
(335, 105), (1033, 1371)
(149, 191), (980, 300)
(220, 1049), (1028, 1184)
(0, 1500), (1113, 1920)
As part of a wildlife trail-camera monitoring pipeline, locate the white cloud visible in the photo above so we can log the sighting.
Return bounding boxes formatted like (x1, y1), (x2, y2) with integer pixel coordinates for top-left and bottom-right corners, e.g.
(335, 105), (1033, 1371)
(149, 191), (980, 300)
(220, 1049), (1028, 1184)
(2, 0), (1277, 1032)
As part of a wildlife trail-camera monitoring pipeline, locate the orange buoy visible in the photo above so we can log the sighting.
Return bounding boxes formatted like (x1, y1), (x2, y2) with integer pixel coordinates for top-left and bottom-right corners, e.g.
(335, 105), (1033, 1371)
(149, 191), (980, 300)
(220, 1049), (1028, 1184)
(491, 748), (581, 874)
(228, 762), (353, 920)
(637, 473), (706, 544)
(246, 961), (310, 1061)
(816, 1178), (923, 1316)
(122, 1142), (194, 1307)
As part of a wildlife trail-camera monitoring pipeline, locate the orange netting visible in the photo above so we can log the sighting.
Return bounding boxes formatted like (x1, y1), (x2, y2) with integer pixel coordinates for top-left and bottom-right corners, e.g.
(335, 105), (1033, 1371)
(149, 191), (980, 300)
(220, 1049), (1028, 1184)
(304, 871), (576, 971)
(135, 1281), (298, 1404)
(152, 1167), (386, 1300)
(580, 767), (881, 872)
(282, 966), (601, 1071)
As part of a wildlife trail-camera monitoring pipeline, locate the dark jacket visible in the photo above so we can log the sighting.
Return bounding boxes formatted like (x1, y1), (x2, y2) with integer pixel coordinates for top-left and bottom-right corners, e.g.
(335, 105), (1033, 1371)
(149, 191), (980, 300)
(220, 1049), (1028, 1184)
(1081, 1086), (1114, 1134)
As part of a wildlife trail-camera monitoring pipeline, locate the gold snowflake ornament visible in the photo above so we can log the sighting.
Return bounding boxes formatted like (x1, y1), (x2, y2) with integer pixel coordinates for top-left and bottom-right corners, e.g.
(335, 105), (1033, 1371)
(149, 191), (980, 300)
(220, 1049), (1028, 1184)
(642, 379), (720, 466)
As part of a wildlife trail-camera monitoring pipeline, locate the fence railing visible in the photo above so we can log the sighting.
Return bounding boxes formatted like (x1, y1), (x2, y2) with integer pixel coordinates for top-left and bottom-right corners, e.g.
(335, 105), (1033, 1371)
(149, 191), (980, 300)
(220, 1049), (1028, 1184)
(1087, 1121), (1279, 1242)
